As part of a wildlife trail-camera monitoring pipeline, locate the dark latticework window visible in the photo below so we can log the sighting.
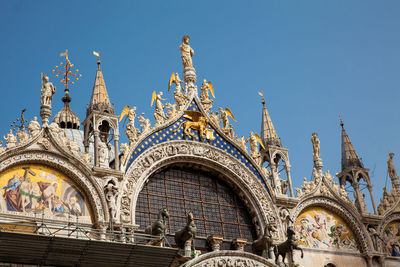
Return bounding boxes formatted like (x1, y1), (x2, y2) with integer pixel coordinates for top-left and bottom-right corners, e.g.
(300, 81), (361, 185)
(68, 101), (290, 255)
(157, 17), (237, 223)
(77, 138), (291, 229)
(135, 166), (257, 241)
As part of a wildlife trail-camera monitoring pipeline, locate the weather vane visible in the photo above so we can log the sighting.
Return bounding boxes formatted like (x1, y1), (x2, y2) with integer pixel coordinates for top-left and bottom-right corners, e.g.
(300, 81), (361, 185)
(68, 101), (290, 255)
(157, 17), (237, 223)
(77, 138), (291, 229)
(10, 108), (27, 132)
(52, 49), (82, 89)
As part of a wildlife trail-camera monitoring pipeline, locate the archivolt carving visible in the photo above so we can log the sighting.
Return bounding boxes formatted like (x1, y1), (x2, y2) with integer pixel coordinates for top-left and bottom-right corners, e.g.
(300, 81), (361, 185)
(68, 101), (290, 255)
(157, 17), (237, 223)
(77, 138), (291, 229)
(293, 197), (371, 253)
(120, 141), (280, 237)
(182, 250), (278, 267)
(0, 152), (106, 223)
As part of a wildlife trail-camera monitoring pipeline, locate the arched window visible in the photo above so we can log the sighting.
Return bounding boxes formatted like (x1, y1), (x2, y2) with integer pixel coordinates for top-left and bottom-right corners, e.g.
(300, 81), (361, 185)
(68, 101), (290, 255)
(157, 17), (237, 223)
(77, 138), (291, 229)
(135, 166), (257, 241)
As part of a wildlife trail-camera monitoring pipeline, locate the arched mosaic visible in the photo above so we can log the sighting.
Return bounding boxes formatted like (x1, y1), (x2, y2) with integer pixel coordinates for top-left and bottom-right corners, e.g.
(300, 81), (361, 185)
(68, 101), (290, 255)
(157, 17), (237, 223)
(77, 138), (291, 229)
(0, 164), (92, 223)
(295, 207), (359, 251)
(381, 220), (400, 256)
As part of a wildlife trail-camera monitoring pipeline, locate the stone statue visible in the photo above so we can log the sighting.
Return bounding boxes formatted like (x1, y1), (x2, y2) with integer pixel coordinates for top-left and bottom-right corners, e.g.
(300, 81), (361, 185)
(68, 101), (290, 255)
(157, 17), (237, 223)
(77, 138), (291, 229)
(48, 122), (62, 135)
(210, 111), (220, 127)
(16, 129), (29, 144)
(311, 132), (320, 161)
(171, 73), (188, 109)
(252, 224), (276, 259)
(4, 130), (17, 148)
(247, 132), (261, 165)
(138, 113), (151, 134)
(339, 184), (348, 199)
(40, 74), (56, 107)
(153, 92), (167, 125)
(368, 226), (384, 252)
(120, 143), (130, 164)
(175, 212), (197, 252)
(28, 117), (41, 136)
(165, 102), (178, 119)
(332, 181), (339, 194)
(200, 79), (214, 113)
(145, 208), (170, 246)
(179, 35), (194, 69)
(274, 226), (303, 266)
(68, 139), (81, 157)
(236, 136), (247, 152)
(80, 151), (93, 165)
(98, 136), (110, 168)
(105, 181), (118, 222)
(125, 106), (140, 145)
(387, 152), (400, 189)
(281, 179), (288, 195)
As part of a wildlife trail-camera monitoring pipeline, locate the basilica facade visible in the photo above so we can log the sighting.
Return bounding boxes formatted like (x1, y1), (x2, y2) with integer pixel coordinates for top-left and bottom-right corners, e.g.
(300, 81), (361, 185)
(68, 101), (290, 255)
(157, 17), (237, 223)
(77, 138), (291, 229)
(0, 37), (399, 267)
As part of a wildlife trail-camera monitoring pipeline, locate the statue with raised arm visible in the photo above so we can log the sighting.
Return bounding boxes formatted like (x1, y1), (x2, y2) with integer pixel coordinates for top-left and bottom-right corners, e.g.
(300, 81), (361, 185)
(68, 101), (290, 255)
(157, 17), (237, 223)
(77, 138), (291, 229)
(311, 132), (320, 161)
(179, 35), (194, 69)
(41, 74), (56, 107)
(387, 152), (400, 190)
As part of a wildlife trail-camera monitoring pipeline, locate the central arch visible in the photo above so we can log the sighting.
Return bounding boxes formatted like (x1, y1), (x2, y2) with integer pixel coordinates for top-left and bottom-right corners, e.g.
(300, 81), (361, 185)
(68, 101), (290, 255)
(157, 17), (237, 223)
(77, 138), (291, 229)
(119, 141), (281, 239)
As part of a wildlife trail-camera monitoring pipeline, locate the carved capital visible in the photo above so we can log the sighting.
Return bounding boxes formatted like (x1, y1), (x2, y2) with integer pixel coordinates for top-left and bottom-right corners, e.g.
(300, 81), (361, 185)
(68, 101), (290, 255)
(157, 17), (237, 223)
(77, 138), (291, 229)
(207, 235), (224, 251)
(232, 238), (247, 251)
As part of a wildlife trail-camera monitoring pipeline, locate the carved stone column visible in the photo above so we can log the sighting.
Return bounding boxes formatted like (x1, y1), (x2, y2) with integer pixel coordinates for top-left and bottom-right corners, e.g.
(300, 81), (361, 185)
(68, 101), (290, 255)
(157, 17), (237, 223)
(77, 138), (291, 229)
(114, 134), (120, 171)
(94, 130), (100, 167)
(207, 235), (223, 251)
(232, 238), (247, 251)
(40, 105), (52, 127)
(368, 185), (377, 214)
(285, 164), (294, 197)
(183, 67), (197, 95)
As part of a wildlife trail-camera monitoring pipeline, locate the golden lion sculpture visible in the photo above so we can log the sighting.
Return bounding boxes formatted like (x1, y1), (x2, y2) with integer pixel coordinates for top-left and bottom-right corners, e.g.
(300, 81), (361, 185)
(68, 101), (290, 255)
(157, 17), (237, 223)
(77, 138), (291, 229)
(174, 110), (213, 141)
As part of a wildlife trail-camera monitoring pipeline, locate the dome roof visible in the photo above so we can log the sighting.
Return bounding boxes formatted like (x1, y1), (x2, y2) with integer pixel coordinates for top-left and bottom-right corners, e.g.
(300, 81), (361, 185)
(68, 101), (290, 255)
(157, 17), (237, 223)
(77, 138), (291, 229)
(53, 89), (80, 129)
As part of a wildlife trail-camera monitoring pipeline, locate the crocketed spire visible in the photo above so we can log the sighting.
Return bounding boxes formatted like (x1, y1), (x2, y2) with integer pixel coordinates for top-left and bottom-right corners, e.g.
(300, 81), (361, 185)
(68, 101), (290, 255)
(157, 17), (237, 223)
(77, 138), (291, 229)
(261, 97), (281, 147)
(340, 116), (362, 170)
(87, 59), (113, 114)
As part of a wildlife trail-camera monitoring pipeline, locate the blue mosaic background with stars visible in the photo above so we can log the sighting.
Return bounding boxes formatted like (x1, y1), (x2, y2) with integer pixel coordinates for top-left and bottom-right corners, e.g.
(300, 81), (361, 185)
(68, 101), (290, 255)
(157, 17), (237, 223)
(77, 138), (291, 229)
(127, 100), (269, 194)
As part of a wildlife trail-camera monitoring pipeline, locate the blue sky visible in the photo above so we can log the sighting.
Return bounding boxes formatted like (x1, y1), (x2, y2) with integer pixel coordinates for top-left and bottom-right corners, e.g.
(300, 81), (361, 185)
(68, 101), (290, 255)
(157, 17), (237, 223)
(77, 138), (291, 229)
(1, 1), (399, 211)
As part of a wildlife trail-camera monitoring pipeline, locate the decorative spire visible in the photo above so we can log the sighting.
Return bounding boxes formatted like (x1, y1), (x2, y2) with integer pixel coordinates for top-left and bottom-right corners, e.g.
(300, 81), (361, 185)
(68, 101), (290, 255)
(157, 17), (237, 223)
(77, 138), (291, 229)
(260, 93), (281, 147)
(340, 115), (362, 170)
(88, 52), (113, 114)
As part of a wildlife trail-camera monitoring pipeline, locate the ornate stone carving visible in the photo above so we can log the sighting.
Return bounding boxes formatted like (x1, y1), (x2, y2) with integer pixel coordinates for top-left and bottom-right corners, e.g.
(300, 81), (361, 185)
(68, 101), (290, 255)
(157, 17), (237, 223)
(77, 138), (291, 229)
(138, 113), (151, 135)
(16, 129), (29, 145)
(98, 137), (111, 169)
(182, 251), (277, 267)
(28, 117), (41, 137)
(377, 186), (400, 215)
(4, 130), (17, 149)
(80, 151), (93, 166)
(207, 235), (223, 251)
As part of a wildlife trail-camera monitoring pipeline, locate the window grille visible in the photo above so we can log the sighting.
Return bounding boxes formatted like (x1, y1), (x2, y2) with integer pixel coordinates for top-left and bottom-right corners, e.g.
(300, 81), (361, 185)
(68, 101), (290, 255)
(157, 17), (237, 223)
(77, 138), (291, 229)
(135, 166), (256, 241)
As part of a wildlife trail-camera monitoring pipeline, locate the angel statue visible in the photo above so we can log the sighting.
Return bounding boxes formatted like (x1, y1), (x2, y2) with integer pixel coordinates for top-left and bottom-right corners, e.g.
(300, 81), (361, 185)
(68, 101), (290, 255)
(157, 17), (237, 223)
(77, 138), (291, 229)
(174, 110), (210, 141)
(219, 107), (237, 134)
(120, 106), (139, 145)
(168, 72), (188, 109)
(151, 91), (167, 125)
(41, 74), (56, 107)
(179, 35), (194, 69)
(200, 80), (215, 113)
(246, 132), (265, 165)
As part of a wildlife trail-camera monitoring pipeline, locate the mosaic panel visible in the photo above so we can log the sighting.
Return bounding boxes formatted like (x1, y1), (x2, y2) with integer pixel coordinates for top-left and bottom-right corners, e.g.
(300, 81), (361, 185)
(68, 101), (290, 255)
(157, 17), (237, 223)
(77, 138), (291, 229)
(295, 207), (359, 251)
(382, 221), (400, 256)
(0, 164), (92, 222)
